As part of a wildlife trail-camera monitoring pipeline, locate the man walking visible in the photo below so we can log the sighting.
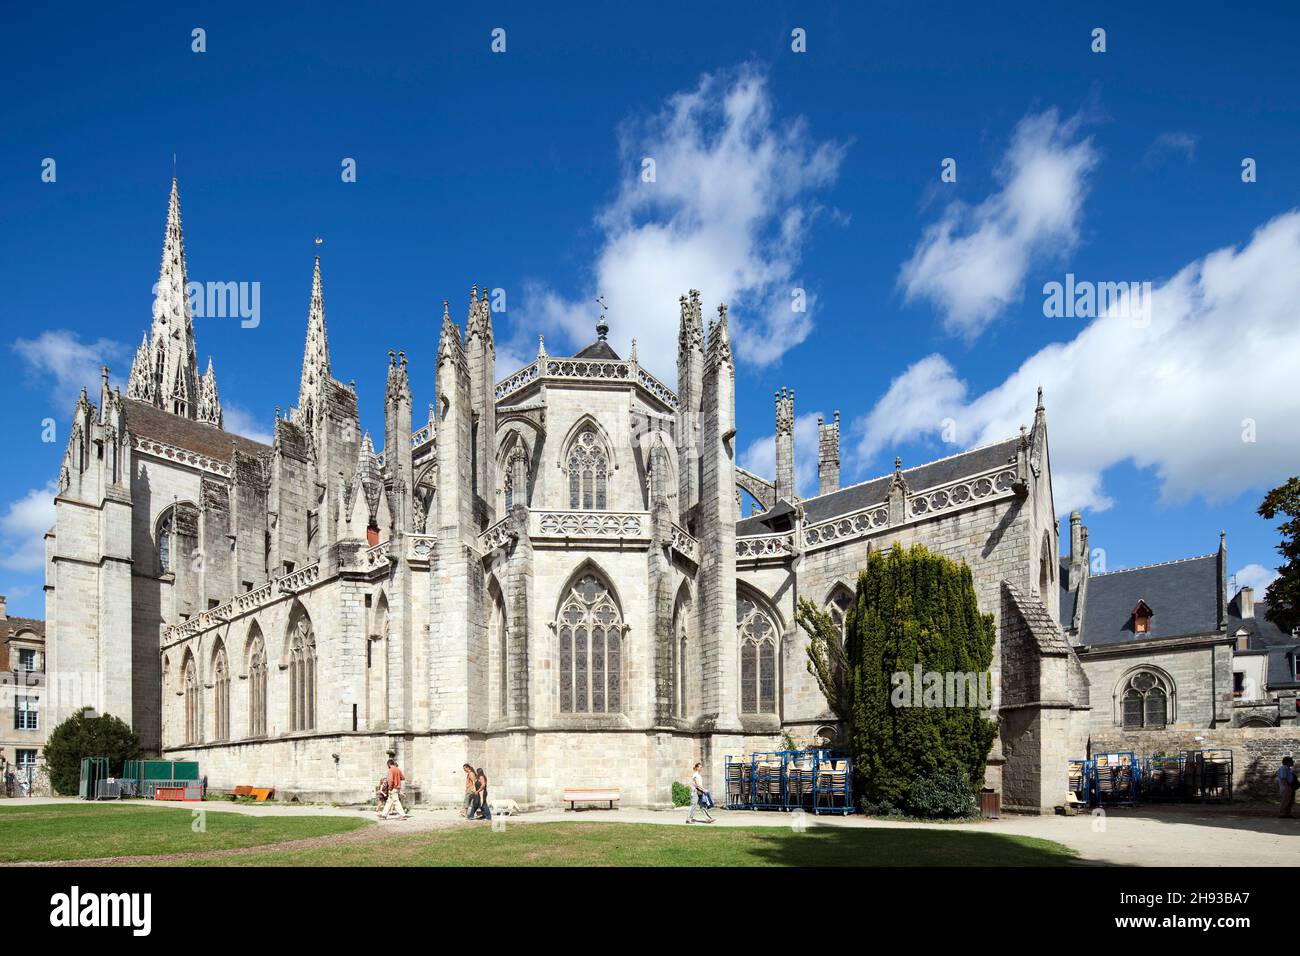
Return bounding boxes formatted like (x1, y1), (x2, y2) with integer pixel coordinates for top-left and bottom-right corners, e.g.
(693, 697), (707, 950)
(1279, 756), (1296, 819)
(378, 758), (409, 820)
(686, 762), (715, 824)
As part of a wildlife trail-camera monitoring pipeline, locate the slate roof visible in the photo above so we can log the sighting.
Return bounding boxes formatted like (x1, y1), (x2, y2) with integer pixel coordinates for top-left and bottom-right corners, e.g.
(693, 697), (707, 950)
(1227, 598), (1299, 688)
(123, 398), (270, 461)
(572, 339), (621, 361)
(737, 435), (1021, 534)
(1077, 553), (1223, 647)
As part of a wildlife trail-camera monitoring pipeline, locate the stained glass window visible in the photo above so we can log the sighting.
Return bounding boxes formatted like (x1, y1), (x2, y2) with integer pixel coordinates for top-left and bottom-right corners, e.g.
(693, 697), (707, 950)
(557, 573), (622, 713)
(567, 429), (609, 511)
(738, 595), (779, 714)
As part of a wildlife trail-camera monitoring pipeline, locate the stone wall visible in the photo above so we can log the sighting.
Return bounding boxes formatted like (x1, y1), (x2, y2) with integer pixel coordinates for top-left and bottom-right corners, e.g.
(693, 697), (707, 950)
(1090, 727), (1300, 801)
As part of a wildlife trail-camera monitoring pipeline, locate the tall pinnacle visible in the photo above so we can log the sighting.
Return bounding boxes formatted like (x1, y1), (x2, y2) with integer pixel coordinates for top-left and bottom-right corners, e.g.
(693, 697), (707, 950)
(147, 177), (201, 417)
(297, 256), (331, 419)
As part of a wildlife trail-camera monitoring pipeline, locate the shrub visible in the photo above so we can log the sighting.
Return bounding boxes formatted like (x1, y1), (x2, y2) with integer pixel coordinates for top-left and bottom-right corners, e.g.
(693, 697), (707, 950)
(41, 707), (142, 796)
(671, 781), (692, 807)
(905, 770), (977, 819)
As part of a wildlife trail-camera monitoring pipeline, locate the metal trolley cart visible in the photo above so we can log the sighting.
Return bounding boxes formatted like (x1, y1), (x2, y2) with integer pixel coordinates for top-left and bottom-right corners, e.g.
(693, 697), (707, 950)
(724, 750), (855, 814)
(1092, 752), (1140, 806)
(1142, 755), (1184, 801)
(1067, 758), (1093, 807)
(724, 754), (755, 809)
(1182, 749), (1233, 802)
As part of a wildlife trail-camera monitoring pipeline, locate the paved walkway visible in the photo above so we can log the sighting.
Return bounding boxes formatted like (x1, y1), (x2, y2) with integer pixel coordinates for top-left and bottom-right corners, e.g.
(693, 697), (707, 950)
(9, 797), (1300, 866)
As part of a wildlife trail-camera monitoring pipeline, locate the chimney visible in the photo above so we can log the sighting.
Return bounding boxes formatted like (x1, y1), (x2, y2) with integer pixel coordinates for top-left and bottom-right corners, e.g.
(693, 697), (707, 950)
(1068, 512), (1089, 591)
(1069, 512), (1082, 563)
(1238, 586), (1255, 619)
(0, 594), (6, 621)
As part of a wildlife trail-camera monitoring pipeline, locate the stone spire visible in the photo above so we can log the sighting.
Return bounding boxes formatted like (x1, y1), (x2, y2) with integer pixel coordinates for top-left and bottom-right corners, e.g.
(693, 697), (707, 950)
(196, 357), (223, 428)
(147, 177), (201, 418)
(706, 303), (733, 369)
(126, 332), (154, 402)
(296, 256), (331, 425)
(438, 299), (466, 368)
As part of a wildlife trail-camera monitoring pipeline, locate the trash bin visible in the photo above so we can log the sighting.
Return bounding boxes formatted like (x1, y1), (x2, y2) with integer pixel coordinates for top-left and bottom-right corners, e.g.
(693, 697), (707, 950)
(979, 788), (1000, 819)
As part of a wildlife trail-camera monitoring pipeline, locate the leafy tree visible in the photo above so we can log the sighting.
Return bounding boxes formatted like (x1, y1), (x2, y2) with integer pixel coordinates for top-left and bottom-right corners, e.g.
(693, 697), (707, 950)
(802, 544), (999, 811)
(1259, 477), (1300, 635)
(42, 707), (142, 796)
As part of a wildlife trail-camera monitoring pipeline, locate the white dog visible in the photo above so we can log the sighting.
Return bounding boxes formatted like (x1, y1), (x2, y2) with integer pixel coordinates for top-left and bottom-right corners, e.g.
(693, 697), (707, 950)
(491, 798), (520, 816)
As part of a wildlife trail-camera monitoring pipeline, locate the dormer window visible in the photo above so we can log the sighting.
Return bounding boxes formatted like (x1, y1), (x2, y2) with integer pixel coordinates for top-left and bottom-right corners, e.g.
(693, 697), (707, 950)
(1131, 600), (1153, 635)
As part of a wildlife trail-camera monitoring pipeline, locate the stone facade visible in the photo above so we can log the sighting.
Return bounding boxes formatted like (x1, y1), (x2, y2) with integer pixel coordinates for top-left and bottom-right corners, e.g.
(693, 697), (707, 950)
(0, 596), (48, 794)
(44, 179), (1091, 811)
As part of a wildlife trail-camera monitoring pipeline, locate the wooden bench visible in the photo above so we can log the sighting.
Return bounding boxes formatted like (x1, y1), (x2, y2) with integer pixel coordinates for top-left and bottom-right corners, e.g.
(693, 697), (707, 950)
(562, 787), (620, 810)
(232, 785), (274, 801)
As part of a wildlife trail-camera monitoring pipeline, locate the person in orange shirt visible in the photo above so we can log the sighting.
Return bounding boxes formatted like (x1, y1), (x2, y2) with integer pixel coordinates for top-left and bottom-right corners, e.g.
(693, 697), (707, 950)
(378, 758), (409, 819)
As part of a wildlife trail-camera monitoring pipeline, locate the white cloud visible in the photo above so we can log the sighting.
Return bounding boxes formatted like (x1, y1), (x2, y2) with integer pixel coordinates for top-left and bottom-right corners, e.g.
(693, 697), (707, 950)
(12, 330), (126, 407)
(857, 210), (1300, 515)
(0, 483), (56, 572)
(1143, 131), (1198, 167)
(508, 65), (847, 380)
(739, 411), (824, 499)
(899, 108), (1098, 339)
(222, 403), (274, 446)
(1234, 563), (1279, 596)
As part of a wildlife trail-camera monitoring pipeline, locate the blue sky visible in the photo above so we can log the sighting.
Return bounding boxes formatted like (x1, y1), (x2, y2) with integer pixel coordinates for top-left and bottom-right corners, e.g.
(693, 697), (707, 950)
(2, 1), (1299, 618)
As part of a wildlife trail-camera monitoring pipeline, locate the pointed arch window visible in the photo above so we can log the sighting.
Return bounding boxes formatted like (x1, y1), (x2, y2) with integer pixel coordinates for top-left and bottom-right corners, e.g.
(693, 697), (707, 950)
(738, 595), (779, 715)
(1120, 670), (1170, 729)
(248, 629), (267, 737)
(490, 583), (508, 718)
(672, 595), (691, 718)
(288, 610), (316, 732)
(557, 572), (623, 714)
(212, 643), (230, 742)
(567, 428), (609, 511)
(826, 586), (854, 638)
(183, 654), (199, 745)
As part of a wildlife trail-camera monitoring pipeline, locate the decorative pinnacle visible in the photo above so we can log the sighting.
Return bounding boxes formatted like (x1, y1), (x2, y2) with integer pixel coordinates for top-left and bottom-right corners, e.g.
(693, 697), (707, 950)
(596, 294), (609, 340)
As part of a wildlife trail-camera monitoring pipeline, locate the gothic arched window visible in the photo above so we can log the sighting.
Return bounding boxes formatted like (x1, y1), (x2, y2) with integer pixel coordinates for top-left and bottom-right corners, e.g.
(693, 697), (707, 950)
(557, 572), (623, 714)
(212, 642), (230, 742)
(183, 653), (199, 745)
(738, 594), (779, 715)
(247, 627), (267, 737)
(288, 608), (316, 732)
(567, 428), (609, 511)
(826, 585), (854, 638)
(1120, 670), (1170, 729)
(156, 503), (197, 574)
(672, 593), (691, 718)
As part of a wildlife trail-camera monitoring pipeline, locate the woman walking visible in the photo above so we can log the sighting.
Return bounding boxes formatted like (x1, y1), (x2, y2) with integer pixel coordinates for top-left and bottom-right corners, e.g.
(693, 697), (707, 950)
(686, 762), (714, 824)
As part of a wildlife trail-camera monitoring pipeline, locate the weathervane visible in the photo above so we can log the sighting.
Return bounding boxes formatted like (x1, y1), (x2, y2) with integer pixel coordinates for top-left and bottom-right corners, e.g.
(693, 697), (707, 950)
(595, 294), (609, 340)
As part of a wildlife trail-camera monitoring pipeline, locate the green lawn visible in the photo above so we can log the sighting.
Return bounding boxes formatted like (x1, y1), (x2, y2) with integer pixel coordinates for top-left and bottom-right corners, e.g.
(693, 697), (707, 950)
(176, 821), (1077, 867)
(0, 803), (369, 862)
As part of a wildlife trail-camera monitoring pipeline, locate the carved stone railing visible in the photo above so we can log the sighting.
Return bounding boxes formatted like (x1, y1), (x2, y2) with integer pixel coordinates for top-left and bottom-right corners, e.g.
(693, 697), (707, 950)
(637, 367), (680, 410)
(410, 423), (435, 448)
(803, 505), (890, 549)
(669, 524), (698, 561)
(131, 434), (235, 478)
(908, 468), (1018, 519)
(277, 561), (321, 594)
(495, 357), (679, 408)
(236, 583), (273, 614)
(406, 534), (437, 560)
(800, 464), (1022, 554)
(480, 517), (515, 552)
(532, 510), (648, 540)
(495, 361), (541, 401)
(736, 533), (794, 559)
(362, 541), (390, 569)
(162, 562), (321, 644)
